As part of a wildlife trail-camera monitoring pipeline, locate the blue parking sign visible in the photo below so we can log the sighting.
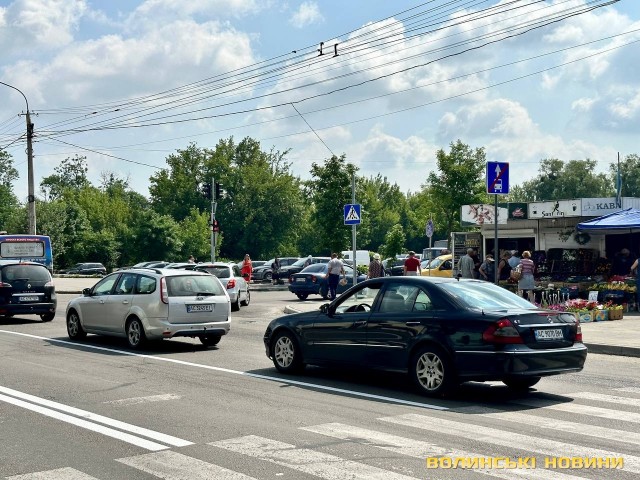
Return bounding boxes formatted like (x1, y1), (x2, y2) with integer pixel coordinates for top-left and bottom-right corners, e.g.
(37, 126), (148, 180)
(487, 162), (509, 195)
(344, 204), (361, 225)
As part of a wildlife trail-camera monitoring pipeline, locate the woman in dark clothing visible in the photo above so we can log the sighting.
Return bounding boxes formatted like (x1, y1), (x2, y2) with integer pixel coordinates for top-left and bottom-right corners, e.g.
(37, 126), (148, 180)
(497, 251), (512, 281)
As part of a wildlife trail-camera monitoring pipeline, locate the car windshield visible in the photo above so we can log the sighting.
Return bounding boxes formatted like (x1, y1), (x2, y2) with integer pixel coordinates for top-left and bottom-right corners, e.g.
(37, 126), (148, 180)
(428, 258), (443, 269)
(1, 265), (51, 282)
(199, 266), (230, 278)
(301, 264), (325, 273)
(165, 275), (225, 296)
(290, 258), (306, 267)
(439, 281), (537, 311)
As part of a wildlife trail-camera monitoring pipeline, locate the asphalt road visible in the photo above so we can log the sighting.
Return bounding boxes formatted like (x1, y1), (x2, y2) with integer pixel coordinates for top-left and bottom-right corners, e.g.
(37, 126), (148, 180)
(1, 290), (639, 479)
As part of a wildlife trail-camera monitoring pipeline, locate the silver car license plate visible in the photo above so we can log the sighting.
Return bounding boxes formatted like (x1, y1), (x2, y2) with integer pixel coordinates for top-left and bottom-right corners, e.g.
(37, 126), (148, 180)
(296, 278), (305, 283)
(19, 296), (39, 302)
(534, 328), (563, 340)
(187, 304), (213, 313)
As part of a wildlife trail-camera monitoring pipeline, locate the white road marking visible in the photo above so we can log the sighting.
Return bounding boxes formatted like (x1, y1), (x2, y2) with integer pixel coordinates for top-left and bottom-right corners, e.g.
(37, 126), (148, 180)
(616, 387), (640, 394)
(210, 435), (420, 480)
(302, 423), (588, 480)
(104, 393), (182, 406)
(380, 414), (639, 473)
(6, 468), (99, 480)
(516, 398), (640, 424)
(0, 330), (447, 411)
(0, 385), (192, 449)
(117, 450), (258, 479)
(570, 391), (640, 407)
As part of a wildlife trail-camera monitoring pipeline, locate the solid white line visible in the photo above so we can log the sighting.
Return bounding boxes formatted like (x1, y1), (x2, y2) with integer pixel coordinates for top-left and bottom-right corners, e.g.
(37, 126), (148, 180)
(380, 414), (640, 473)
(617, 387), (640, 394)
(0, 329), (447, 411)
(516, 398), (640, 424)
(302, 423), (588, 480)
(0, 393), (168, 452)
(6, 467), (99, 480)
(210, 435), (420, 480)
(117, 450), (258, 480)
(455, 405), (640, 446)
(570, 391), (640, 407)
(104, 393), (182, 406)
(0, 385), (192, 448)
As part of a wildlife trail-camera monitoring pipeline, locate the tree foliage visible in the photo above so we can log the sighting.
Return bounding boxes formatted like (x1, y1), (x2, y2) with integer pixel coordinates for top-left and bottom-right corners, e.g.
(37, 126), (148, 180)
(612, 154), (640, 198)
(40, 155), (91, 200)
(379, 224), (406, 259)
(0, 150), (20, 229)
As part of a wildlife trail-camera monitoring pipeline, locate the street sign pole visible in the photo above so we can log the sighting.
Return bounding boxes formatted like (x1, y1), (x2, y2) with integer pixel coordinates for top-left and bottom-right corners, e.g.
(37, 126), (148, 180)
(426, 218), (434, 276)
(352, 173), (357, 286)
(486, 162), (509, 284)
(494, 193), (498, 284)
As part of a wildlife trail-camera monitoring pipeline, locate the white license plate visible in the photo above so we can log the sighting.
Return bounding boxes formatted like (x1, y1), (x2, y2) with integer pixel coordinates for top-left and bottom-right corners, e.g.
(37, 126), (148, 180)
(534, 328), (563, 340)
(186, 304), (213, 313)
(19, 296), (39, 302)
(296, 278), (306, 283)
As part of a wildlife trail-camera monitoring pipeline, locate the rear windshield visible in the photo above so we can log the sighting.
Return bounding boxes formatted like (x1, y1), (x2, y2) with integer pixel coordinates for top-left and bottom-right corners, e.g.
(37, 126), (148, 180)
(166, 275), (225, 297)
(1, 264), (51, 282)
(439, 281), (536, 311)
(197, 266), (230, 278)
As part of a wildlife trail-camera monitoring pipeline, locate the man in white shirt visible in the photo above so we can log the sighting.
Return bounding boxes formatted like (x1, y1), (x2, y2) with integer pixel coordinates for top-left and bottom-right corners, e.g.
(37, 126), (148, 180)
(327, 253), (345, 300)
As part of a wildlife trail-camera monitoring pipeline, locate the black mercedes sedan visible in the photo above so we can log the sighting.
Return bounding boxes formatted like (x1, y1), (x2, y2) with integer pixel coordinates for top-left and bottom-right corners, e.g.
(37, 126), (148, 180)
(263, 276), (587, 396)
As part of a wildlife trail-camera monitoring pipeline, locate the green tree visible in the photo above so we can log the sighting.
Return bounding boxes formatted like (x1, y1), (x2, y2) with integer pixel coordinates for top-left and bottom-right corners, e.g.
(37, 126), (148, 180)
(379, 224), (406, 259)
(40, 154), (91, 200)
(177, 208), (211, 262)
(357, 175), (404, 252)
(307, 154), (358, 254)
(127, 209), (183, 262)
(0, 150), (20, 229)
(426, 140), (486, 236)
(611, 154), (640, 198)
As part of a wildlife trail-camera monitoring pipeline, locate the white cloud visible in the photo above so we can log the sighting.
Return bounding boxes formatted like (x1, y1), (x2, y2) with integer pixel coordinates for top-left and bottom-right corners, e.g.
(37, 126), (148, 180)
(289, 1), (323, 29)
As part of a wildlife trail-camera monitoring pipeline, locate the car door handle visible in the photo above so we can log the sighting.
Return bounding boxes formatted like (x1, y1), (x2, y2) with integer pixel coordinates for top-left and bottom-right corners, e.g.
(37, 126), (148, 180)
(406, 321), (421, 326)
(122, 300), (129, 304)
(353, 320), (367, 326)
(100, 300), (105, 304)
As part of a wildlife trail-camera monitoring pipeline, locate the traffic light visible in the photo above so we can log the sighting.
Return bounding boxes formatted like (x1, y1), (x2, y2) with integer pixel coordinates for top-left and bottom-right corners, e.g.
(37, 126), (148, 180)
(215, 182), (224, 200)
(212, 219), (220, 232)
(202, 182), (212, 199)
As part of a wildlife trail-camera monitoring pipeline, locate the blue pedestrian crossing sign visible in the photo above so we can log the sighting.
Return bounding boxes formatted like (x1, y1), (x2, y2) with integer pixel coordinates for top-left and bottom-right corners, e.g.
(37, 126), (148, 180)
(486, 161), (509, 195)
(344, 204), (361, 225)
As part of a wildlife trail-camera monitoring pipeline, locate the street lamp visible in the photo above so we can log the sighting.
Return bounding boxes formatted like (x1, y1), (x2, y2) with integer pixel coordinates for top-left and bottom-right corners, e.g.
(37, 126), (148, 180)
(0, 81), (36, 234)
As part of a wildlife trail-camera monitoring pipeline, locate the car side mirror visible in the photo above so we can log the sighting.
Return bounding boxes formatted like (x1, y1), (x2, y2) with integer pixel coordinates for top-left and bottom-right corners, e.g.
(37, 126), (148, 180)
(82, 287), (92, 296)
(320, 303), (331, 315)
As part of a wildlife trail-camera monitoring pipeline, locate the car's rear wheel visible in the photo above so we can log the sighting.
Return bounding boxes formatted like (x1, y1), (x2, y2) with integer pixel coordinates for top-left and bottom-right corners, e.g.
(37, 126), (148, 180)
(271, 331), (304, 373)
(410, 344), (456, 396)
(320, 286), (329, 299)
(296, 293), (308, 300)
(66, 310), (86, 340)
(231, 297), (240, 311)
(200, 335), (221, 347)
(241, 289), (251, 306)
(126, 318), (146, 349)
(40, 312), (55, 322)
(503, 377), (541, 390)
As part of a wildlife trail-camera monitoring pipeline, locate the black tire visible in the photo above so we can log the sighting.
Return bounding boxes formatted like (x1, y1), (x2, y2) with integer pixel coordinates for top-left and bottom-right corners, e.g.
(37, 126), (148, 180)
(264, 272), (272, 282)
(40, 312), (55, 322)
(66, 310), (87, 340)
(296, 293), (309, 300)
(271, 330), (304, 373)
(410, 344), (456, 396)
(241, 289), (251, 306)
(200, 335), (221, 347)
(126, 318), (146, 349)
(231, 297), (240, 311)
(320, 286), (329, 300)
(503, 377), (541, 390)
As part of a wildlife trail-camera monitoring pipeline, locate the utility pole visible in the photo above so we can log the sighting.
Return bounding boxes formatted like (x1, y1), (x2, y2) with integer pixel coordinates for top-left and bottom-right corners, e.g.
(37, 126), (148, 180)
(1, 81), (36, 234)
(210, 177), (216, 263)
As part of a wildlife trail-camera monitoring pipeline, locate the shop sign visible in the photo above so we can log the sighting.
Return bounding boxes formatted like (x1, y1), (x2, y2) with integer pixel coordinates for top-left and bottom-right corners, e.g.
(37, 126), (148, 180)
(528, 200), (581, 219)
(508, 202), (528, 220)
(581, 198), (621, 216)
(460, 204), (508, 225)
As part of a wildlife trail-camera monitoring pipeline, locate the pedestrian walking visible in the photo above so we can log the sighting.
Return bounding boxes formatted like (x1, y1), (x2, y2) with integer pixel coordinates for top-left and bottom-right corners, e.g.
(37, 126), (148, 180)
(497, 251), (513, 281)
(631, 257), (639, 311)
(303, 255), (313, 268)
(187, 255), (195, 264)
(271, 257), (281, 285)
(479, 254), (495, 281)
(241, 254), (252, 283)
(367, 253), (385, 278)
(403, 251), (421, 276)
(327, 253), (346, 300)
(458, 248), (475, 279)
(517, 250), (535, 299)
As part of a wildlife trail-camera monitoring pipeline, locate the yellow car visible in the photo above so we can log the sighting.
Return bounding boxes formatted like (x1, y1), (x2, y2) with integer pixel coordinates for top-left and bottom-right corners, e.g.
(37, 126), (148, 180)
(421, 254), (453, 277)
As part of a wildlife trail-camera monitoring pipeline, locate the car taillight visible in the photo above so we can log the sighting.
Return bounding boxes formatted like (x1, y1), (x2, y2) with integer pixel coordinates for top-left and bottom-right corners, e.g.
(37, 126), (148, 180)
(160, 277), (169, 304)
(289, 276), (293, 283)
(482, 318), (523, 344)
(227, 279), (236, 289)
(0, 282), (11, 288)
(311, 275), (317, 283)
(575, 319), (583, 342)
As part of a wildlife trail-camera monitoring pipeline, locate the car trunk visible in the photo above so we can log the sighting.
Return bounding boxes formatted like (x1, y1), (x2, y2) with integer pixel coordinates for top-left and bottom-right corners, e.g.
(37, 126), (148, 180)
(167, 295), (229, 324)
(508, 310), (580, 348)
(1, 266), (54, 305)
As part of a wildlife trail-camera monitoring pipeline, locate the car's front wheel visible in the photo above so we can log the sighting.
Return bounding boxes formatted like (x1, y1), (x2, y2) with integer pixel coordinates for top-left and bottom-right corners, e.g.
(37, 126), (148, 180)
(503, 377), (541, 390)
(200, 335), (221, 347)
(410, 344), (456, 396)
(271, 331), (304, 373)
(264, 272), (272, 282)
(126, 318), (146, 349)
(66, 310), (87, 340)
(40, 312), (55, 322)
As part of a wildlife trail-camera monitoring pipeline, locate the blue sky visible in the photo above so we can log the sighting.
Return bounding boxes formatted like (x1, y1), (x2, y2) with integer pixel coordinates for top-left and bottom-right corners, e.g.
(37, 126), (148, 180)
(1, 0), (639, 201)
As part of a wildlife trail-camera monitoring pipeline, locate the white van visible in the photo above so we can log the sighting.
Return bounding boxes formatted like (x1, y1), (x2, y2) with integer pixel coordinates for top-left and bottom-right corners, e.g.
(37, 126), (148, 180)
(341, 250), (370, 267)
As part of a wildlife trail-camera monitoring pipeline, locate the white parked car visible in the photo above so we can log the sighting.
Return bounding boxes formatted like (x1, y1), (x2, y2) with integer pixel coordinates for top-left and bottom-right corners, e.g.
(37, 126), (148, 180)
(192, 262), (250, 311)
(65, 268), (231, 349)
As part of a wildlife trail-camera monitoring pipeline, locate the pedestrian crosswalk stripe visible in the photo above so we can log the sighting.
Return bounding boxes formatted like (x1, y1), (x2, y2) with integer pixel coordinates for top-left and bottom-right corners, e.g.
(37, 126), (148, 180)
(380, 414), (640, 473)
(345, 206), (360, 221)
(302, 423), (587, 480)
(570, 391), (640, 408)
(516, 398), (640, 424)
(455, 405), (640, 447)
(5, 467), (99, 480)
(616, 387), (640, 394)
(210, 435), (420, 480)
(117, 450), (258, 480)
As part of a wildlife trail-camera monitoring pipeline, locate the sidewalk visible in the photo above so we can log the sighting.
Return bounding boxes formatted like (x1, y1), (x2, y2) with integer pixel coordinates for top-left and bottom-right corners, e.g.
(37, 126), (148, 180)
(53, 276), (640, 358)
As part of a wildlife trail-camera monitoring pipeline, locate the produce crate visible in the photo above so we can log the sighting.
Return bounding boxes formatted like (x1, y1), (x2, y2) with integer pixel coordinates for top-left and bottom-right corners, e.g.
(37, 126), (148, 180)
(593, 310), (609, 322)
(608, 309), (623, 320)
(577, 311), (594, 323)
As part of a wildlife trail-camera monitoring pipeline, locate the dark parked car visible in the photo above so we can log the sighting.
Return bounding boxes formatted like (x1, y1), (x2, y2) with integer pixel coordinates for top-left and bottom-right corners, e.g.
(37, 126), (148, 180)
(252, 257), (299, 282)
(288, 263), (367, 300)
(279, 256), (330, 279)
(382, 258), (406, 276)
(0, 260), (57, 322)
(264, 276), (587, 396)
(63, 262), (107, 275)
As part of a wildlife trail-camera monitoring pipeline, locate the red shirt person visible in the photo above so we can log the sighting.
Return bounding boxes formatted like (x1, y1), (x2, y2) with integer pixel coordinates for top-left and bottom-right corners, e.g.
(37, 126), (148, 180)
(403, 251), (422, 276)
(241, 254), (253, 283)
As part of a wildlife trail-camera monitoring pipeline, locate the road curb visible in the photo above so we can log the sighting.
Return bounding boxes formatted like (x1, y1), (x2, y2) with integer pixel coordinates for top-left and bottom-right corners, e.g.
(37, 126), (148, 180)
(584, 343), (640, 358)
